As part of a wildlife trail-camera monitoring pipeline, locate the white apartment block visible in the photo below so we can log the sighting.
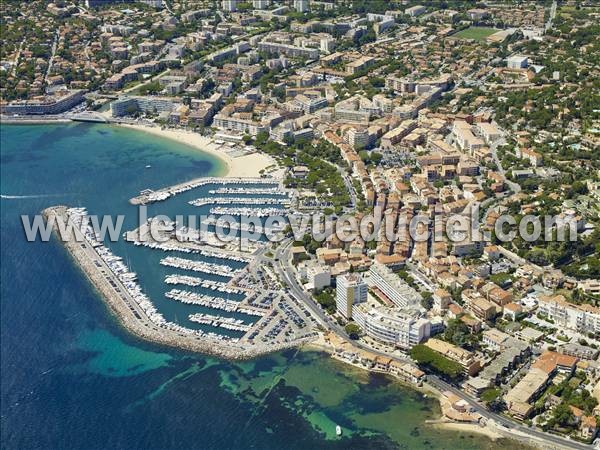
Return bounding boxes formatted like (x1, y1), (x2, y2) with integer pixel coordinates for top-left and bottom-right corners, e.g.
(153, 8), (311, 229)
(303, 263), (331, 291)
(368, 263), (421, 308)
(222, 0), (237, 12)
(477, 122), (502, 144)
(405, 5), (426, 17)
(212, 114), (267, 136)
(353, 305), (431, 349)
(347, 128), (371, 149)
(507, 55), (528, 69)
(257, 41), (319, 60)
(452, 120), (484, 153)
(253, 0), (269, 8)
(538, 295), (600, 336)
(294, 0), (309, 12)
(336, 273), (367, 319)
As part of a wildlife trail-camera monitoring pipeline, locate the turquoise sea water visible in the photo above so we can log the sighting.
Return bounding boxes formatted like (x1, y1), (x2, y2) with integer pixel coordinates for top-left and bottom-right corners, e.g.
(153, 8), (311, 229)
(1, 123), (519, 449)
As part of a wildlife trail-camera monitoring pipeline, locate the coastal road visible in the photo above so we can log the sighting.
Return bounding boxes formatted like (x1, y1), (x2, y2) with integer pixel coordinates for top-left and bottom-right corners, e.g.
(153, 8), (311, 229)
(427, 376), (593, 450)
(272, 241), (593, 450)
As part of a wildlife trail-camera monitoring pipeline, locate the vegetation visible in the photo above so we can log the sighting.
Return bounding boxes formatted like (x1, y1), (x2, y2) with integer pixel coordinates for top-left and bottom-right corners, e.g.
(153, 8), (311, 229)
(420, 292), (433, 311)
(345, 323), (361, 339)
(410, 344), (463, 380)
(443, 318), (479, 351)
(452, 27), (499, 41)
(314, 288), (336, 314)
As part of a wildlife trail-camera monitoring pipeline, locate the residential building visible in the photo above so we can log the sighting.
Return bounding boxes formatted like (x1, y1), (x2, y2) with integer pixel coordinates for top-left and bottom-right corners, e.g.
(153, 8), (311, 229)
(222, 0), (237, 12)
(353, 304), (431, 350)
(507, 55), (528, 69)
(538, 295), (600, 336)
(406, 5), (426, 17)
(294, 0), (309, 13)
(336, 273), (367, 319)
(1, 90), (85, 115)
(258, 41), (319, 60)
(424, 338), (481, 376)
(369, 263), (421, 308)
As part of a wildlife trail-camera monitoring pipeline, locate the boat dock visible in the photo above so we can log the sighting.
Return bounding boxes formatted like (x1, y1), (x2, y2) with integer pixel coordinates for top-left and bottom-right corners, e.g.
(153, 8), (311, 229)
(160, 256), (238, 278)
(164, 274), (245, 295)
(165, 289), (264, 317)
(129, 177), (280, 205)
(43, 205), (317, 360)
(209, 206), (285, 217)
(188, 313), (251, 332)
(208, 187), (284, 195)
(189, 197), (290, 207)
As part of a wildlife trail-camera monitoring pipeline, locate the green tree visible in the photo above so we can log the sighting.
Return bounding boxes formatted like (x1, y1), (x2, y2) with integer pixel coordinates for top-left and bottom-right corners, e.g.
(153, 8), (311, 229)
(345, 323), (361, 339)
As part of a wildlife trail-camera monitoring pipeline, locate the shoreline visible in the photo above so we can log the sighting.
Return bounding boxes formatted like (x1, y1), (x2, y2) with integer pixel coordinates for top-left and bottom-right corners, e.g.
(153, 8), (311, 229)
(43, 206), (311, 361)
(303, 341), (549, 449)
(1, 118), (276, 179)
(118, 123), (275, 178)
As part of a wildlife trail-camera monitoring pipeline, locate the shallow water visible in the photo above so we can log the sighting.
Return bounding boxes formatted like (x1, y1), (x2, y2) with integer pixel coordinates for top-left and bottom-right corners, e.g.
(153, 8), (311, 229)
(1, 123), (518, 449)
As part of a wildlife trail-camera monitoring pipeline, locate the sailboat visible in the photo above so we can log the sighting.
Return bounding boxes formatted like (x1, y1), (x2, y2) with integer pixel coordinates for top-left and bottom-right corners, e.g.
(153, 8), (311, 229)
(335, 425), (342, 436)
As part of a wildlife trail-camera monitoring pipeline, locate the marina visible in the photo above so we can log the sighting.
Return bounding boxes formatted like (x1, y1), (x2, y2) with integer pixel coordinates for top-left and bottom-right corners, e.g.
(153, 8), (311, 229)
(188, 313), (251, 332)
(189, 197), (290, 207)
(42, 205), (314, 359)
(165, 289), (264, 317)
(164, 274), (245, 295)
(209, 206), (286, 217)
(129, 177), (280, 205)
(208, 187), (284, 195)
(202, 216), (286, 234)
(128, 236), (252, 262)
(160, 256), (239, 278)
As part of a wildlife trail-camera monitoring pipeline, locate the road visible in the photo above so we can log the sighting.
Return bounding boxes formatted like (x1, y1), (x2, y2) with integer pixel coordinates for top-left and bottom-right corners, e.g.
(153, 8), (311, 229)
(11, 40), (24, 76)
(428, 376), (592, 450)
(489, 136), (521, 195)
(336, 165), (358, 209)
(545, 0), (558, 32)
(44, 30), (60, 87)
(272, 241), (593, 450)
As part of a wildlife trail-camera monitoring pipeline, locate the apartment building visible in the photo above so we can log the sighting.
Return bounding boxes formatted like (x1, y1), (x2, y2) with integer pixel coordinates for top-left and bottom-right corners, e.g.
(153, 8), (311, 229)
(538, 295), (600, 336)
(477, 122), (502, 144)
(110, 96), (178, 117)
(1, 90), (85, 115)
(353, 304), (431, 350)
(336, 273), (368, 319)
(424, 338), (481, 376)
(258, 41), (319, 60)
(369, 263), (421, 308)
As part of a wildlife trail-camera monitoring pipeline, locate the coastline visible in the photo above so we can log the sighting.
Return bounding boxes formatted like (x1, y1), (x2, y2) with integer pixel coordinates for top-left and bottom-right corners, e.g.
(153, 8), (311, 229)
(118, 123), (275, 178)
(43, 206), (310, 361)
(13, 121), (570, 450)
(303, 340), (544, 449)
(1, 118), (276, 178)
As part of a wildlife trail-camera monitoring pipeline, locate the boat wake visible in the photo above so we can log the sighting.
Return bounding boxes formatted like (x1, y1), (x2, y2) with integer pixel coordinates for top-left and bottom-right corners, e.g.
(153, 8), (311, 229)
(1, 194), (66, 199)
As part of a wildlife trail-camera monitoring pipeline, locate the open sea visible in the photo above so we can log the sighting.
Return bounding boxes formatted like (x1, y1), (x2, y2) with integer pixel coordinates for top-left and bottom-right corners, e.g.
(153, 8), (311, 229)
(1, 123), (519, 450)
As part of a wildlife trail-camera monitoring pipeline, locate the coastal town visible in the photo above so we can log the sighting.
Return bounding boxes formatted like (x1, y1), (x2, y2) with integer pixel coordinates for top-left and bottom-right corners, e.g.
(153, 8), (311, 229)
(2, 0), (599, 449)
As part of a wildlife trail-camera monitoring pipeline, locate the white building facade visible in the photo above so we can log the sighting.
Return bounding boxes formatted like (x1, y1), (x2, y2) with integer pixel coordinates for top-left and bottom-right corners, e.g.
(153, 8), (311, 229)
(336, 273), (367, 319)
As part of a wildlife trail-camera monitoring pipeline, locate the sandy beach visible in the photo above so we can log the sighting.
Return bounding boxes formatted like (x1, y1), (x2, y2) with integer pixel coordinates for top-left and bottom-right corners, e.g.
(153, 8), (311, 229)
(120, 123), (276, 178)
(433, 421), (504, 441)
